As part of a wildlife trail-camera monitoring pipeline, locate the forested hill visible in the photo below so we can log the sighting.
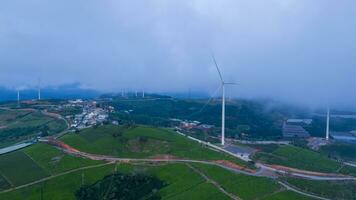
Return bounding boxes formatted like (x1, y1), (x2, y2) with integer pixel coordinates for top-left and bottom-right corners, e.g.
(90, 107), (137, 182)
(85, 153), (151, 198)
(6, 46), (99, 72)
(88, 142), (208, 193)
(104, 96), (304, 139)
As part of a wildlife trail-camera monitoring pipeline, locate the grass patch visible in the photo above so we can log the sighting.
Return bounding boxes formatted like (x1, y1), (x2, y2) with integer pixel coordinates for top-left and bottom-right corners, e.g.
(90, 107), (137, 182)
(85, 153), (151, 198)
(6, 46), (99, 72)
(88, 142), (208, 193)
(320, 143), (356, 162)
(0, 174), (11, 191)
(0, 151), (49, 186)
(0, 110), (67, 147)
(191, 163), (280, 200)
(0, 163), (231, 200)
(23, 143), (104, 175)
(0, 164), (116, 200)
(147, 163), (204, 199)
(168, 182), (230, 200)
(262, 190), (314, 200)
(253, 145), (342, 173)
(339, 165), (356, 176)
(282, 177), (356, 200)
(62, 125), (248, 166)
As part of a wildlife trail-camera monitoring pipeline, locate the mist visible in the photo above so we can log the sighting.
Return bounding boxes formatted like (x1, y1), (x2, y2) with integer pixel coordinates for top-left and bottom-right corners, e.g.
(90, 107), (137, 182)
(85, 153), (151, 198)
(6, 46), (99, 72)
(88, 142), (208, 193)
(0, 0), (355, 109)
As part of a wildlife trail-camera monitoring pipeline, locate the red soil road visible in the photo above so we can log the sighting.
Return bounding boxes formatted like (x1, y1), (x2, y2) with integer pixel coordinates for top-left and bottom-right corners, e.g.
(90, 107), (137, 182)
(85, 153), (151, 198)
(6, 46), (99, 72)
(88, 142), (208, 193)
(44, 137), (80, 153)
(214, 160), (257, 174)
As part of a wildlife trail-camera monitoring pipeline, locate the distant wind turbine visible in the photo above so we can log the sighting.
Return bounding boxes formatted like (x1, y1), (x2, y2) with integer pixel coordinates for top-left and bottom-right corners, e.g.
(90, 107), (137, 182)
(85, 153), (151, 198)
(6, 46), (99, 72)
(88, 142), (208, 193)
(38, 79), (41, 100)
(17, 90), (20, 107)
(326, 106), (330, 140)
(212, 55), (237, 146)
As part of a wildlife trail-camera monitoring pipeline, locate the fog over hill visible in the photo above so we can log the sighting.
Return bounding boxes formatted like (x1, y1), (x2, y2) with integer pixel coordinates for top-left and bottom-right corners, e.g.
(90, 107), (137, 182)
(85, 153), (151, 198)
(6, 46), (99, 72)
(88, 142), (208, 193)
(0, 1), (355, 108)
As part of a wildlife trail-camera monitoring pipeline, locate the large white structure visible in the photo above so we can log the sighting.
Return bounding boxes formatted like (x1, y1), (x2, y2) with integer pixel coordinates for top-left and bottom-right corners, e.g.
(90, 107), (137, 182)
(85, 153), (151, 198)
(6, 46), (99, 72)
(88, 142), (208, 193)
(212, 55), (236, 146)
(38, 87), (41, 100)
(326, 106), (330, 140)
(17, 90), (20, 106)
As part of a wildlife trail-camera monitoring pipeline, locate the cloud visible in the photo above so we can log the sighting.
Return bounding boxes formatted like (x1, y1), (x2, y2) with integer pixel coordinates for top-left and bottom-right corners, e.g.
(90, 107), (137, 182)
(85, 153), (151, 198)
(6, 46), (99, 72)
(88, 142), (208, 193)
(0, 0), (355, 108)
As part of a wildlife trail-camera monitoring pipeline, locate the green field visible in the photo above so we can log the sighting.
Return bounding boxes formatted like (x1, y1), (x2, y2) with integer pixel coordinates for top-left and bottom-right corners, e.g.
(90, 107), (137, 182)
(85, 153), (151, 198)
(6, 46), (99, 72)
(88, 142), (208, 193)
(320, 142), (356, 162)
(0, 161), (314, 200)
(0, 151), (49, 186)
(23, 143), (103, 175)
(253, 145), (343, 173)
(0, 143), (104, 189)
(261, 191), (314, 200)
(0, 163), (230, 200)
(283, 177), (356, 200)
(0, 164), (116, 200)
(0, 109), (67, 147)
(0, 174), (11, 191)
(61, 125), (249, 166)
(191, 163), (280, 200)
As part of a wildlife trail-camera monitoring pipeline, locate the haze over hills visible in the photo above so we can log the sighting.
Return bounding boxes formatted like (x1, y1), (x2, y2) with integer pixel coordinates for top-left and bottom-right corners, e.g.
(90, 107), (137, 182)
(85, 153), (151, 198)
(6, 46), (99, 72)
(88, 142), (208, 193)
(1, 1), (356, 199)
(1, 1), (356, 108)
(0, 83), (100, 102)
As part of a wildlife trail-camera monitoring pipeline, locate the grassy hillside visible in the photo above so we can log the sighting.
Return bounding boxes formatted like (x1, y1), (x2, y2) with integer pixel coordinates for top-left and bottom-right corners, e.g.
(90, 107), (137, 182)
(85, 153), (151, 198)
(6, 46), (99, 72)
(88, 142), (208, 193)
(1, 161), (315, 200)
(0, 109), (67, 147)
(23, 143), (103, 175)
(0, 143), (103, 189)
(0, 151), (49, 186)
(283, 177), (356, 200)
(191, 163), (280, 200)
(0, 164), (115, 200)
(61, 125), (249, 166)
(253, 145), (343, 173)
(320, 142), (356, 162)
(261, 191), (314, 200)
(107, 98), (285, 139)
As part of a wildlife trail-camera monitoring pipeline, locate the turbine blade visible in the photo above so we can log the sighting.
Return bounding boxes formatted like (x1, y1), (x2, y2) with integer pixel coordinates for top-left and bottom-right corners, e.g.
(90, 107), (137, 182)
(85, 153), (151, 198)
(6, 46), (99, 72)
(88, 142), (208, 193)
(224, 82), (238, 85)
(211, 54), (224, 83)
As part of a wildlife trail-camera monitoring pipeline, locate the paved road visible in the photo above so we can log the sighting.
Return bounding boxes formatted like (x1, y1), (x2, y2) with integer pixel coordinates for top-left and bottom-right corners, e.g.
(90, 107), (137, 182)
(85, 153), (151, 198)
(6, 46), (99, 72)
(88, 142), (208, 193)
(54, 141), (356, 182)
(345, 162), (356, 168)
(257, 164), (356, 181)
(62, 148), (260, 177)
(175, 131), (356, 181)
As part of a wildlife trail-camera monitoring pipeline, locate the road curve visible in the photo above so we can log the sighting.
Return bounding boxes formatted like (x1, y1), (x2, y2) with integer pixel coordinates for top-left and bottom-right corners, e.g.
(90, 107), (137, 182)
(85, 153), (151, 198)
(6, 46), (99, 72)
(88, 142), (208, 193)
(44, 138), (356, 182)
(278, 181), (331, 200)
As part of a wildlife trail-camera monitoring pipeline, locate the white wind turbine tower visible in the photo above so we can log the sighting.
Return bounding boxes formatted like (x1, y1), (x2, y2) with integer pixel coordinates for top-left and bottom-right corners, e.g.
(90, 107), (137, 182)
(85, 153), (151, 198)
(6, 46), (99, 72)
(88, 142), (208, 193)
(326, 105), (330, 140)
(212, 55), (237, 146)
(17, 90), (20, 107)
(37, 79), (41, 100)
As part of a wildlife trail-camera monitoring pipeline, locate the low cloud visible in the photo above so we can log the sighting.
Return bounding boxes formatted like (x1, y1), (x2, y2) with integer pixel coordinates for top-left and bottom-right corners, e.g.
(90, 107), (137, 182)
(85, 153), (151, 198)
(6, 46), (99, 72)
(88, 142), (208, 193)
(0, 0), (355, 108)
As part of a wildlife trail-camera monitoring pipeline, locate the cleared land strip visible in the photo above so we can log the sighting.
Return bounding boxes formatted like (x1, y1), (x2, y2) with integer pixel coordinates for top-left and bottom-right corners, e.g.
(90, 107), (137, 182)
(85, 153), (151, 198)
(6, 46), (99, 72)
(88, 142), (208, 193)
(43, 138), (356, 181)
(0, 162), (113, 194)
(278, 181), (330, 200)
(186, 163), (241, 200)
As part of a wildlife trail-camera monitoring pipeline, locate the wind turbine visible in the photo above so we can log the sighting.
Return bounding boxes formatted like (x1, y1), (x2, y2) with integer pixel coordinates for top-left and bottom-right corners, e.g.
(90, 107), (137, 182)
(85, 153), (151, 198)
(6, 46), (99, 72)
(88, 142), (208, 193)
(37, 79), (41, 100)
(212, 55), (236, 146)
(326, 106), (330, 140)
(17, 90), (20, 107)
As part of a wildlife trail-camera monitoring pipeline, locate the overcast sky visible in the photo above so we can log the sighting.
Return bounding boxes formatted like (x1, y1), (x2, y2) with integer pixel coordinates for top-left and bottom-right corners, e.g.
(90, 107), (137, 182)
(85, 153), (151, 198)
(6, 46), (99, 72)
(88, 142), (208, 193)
(0, 0), (355, 107)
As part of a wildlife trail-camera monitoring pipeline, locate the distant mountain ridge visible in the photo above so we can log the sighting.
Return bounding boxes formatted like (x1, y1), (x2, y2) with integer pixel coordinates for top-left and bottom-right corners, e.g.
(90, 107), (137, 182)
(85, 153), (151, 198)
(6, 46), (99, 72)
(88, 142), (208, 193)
(0, 83), (100, 102)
